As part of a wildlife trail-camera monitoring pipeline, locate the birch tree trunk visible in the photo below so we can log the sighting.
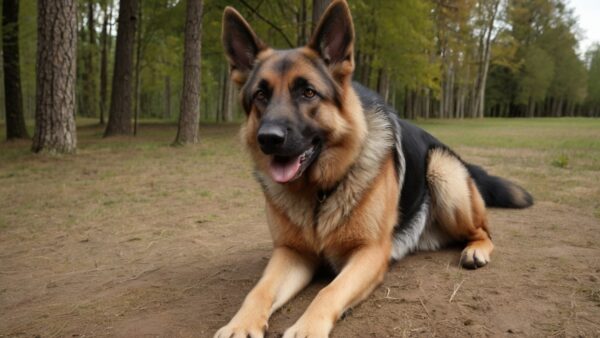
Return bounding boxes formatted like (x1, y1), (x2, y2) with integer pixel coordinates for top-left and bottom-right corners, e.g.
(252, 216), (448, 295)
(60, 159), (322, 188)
(32, 0), (78, 154)
(473, 0), (500, 118)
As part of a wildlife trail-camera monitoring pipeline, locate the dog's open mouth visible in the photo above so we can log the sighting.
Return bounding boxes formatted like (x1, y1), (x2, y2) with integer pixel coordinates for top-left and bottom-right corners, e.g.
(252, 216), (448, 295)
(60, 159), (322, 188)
(269, 144), (320, 183)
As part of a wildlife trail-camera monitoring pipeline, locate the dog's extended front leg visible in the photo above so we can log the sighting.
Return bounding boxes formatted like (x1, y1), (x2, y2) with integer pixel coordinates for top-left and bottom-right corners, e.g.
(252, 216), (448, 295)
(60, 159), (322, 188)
(215, 246), (317, 338)
(283, 244), (389, 338)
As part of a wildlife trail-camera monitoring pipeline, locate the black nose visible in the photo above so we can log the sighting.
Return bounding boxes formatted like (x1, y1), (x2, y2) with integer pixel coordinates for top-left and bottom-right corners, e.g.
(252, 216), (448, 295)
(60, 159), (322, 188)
(257, 123), (287, 154)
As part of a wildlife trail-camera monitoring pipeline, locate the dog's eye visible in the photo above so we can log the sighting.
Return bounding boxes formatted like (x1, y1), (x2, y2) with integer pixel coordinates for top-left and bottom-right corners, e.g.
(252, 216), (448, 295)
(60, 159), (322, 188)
(303, 88), (316, 99)
(254, 90), (267, 102)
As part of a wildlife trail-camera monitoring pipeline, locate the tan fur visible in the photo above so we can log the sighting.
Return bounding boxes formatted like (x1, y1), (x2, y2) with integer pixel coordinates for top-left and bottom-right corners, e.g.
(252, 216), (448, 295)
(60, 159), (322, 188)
(214, 246), (317, 338)
(427, 149), (494, 268)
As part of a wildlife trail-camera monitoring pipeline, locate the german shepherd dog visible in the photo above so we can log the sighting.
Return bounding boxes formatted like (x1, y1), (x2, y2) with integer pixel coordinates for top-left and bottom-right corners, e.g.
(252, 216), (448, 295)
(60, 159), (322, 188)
(216, 1), (533, 337)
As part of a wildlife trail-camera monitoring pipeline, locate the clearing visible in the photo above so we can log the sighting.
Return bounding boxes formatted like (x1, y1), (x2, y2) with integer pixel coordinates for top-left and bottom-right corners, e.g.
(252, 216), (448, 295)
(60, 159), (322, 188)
(1, 118), (599, 337)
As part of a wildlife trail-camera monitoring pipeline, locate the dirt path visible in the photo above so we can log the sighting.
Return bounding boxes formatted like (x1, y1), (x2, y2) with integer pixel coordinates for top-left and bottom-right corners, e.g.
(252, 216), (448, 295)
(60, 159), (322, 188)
(1, 122), (599, 337)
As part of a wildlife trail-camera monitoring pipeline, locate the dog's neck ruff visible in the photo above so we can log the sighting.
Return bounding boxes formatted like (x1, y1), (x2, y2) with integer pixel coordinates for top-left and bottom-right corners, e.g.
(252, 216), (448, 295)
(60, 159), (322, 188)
(255, 102), (403, 239)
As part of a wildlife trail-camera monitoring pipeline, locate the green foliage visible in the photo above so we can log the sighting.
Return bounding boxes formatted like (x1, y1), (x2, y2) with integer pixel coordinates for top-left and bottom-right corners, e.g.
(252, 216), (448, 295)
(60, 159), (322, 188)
(517, 45), (554, 104)
(352, 0), (437, 90)
(504, 0), (588, 116)
(551, 154), (569, 168)
(586, 44), (600, 112)
(4, 0), (599, 123)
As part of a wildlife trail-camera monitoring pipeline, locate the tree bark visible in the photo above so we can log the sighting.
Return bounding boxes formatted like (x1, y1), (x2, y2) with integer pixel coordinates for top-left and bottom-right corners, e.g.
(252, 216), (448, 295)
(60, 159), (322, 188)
(2, 0), (29, 140)
(81, 0), (98, 117)
(99, 0), (112, 125)
(133, 0), (142, 136)
(32, 0), (78, 154)
(174, 0), (203, 145)
(424, 88), (431, 119)
(376, 69), (390, 103)
(221, 69), (234, 122)
(297, 0), (308, 45)
(312, 0), (331, 31)
(164, 75), (171, 119)
(104, 0), (138, 137)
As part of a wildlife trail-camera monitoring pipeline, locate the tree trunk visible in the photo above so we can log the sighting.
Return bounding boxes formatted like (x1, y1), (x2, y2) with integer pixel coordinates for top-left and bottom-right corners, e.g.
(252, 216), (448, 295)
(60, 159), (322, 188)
(164, 75), (171, 119)
(472, 0), (500, 119)
(133, 0), (142, 136)
(174, 0), (203, 145)
(104, 0), (138, 137)
(424, 88), (430, 119)
(32, 0), (78, 154)
(556, 97), (564, 117)
(312, 0), (331, 31)
(99, 0), (112, 125)
(81, 0), (98, 118)
(2, 0), (29, 140)
(376, 68), (389, 103)
(297, 0), (308, 45)
(221, 70), (234, 122)
(527, 98), (535, 118)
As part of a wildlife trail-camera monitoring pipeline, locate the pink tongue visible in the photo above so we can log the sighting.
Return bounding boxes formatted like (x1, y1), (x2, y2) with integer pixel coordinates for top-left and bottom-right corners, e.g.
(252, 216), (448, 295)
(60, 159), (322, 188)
(270, 156), (302, 183)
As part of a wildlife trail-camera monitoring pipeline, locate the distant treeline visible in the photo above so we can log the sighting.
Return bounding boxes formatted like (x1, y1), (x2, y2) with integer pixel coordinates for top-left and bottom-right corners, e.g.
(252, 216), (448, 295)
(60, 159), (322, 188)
(2, 0), (600, 124)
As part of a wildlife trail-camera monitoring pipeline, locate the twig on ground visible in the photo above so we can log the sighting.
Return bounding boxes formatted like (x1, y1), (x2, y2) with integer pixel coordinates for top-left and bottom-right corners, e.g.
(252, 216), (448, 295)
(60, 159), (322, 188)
(449, 279), (465, 303)
(418, 297), (431, 319)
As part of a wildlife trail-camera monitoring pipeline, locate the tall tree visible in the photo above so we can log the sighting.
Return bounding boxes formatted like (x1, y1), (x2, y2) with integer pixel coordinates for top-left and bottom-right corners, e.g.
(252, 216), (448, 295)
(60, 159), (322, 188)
(104, 0), (138, 137)
(585, 44), (600, 116)
(174, 0), (203, 145)
(133, 0), (143, 135)
(32, 0), (78, 154)
(471, 0), (501, 118)
(81, 0), (98, 117)
(99, 0), (113, 125)
(2, 0), (29, 140)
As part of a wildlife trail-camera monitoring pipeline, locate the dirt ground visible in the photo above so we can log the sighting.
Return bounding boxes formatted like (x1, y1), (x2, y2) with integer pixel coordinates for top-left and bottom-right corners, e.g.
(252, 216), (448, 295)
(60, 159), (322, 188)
(1, 120), (599, 337)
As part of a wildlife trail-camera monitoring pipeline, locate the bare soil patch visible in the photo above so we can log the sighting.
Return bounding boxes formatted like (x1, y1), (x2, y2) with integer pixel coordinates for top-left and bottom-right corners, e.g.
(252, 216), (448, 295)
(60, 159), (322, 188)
(1, 120), (599, 337)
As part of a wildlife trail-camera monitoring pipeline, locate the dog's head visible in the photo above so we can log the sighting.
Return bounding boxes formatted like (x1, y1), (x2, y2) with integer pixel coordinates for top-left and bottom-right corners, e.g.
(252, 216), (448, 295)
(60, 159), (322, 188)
(222, 0), (366, 189)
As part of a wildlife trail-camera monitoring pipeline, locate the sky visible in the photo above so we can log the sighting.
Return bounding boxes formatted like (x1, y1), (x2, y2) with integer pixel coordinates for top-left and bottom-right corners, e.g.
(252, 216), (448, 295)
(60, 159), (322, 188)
(569, 0), (600, 55)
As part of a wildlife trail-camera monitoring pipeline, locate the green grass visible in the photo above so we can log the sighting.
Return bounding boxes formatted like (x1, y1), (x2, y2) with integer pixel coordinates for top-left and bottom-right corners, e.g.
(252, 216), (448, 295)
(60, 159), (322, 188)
(1, 117), (599, 223)
(415, 118), (600, 150)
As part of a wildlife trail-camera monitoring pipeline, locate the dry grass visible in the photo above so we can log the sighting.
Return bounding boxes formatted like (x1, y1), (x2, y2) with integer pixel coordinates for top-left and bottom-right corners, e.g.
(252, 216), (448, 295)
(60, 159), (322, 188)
(1, 118), (599, 337)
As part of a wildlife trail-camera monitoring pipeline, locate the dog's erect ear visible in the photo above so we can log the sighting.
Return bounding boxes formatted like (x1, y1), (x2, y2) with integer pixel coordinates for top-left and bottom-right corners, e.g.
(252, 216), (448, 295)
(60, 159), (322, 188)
(308, 0), (354, 78)
(222, 7), (266, 85)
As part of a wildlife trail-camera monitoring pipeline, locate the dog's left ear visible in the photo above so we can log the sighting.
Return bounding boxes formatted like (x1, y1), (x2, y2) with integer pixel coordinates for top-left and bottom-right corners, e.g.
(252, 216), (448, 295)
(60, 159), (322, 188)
(308, 0), (355, 81)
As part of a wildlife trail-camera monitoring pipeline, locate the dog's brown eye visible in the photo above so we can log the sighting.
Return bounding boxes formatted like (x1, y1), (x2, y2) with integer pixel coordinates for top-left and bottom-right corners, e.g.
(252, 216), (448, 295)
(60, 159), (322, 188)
(254, 90), (266, 101)
(303, 88), (316, 99)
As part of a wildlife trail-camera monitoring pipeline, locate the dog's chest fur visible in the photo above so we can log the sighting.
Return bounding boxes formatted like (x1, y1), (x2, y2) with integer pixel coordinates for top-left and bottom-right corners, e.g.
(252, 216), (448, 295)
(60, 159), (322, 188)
(255, 104), (399, 246)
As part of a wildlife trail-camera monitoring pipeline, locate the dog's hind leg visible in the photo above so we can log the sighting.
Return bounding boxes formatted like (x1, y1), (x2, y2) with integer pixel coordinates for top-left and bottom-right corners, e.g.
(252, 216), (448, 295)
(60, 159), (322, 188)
(427, 148), (494, 269)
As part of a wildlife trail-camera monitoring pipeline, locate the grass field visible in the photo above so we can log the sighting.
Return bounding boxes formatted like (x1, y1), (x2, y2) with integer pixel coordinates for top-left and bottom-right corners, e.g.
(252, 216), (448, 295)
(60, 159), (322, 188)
(1, 118), (599, 337)
(2, 118), (599, 217)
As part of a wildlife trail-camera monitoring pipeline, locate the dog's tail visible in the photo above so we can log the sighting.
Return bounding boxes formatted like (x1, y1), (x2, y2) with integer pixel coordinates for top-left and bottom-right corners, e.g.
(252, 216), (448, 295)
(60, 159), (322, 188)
(466, 163), (533, 209)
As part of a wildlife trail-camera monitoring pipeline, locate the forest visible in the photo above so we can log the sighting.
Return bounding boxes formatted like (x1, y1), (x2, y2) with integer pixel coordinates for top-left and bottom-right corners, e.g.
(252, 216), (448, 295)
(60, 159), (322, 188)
(1, 0), (600, 152)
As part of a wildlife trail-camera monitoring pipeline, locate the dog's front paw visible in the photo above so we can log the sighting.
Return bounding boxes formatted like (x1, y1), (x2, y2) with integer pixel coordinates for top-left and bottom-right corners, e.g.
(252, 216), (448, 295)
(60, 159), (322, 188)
(460, 245), (491, 269)
(282, 317), (332, 338)
(214, 319), (267, 338)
